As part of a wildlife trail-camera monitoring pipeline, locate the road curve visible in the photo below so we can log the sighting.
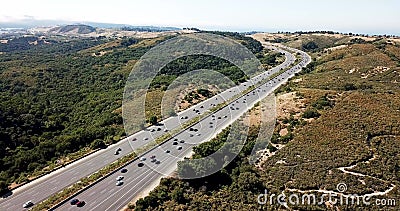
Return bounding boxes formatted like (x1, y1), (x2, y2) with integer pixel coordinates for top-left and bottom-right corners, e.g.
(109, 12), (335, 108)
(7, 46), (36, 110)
(0, 41), (302, 210)
(54, 44), (311, 211)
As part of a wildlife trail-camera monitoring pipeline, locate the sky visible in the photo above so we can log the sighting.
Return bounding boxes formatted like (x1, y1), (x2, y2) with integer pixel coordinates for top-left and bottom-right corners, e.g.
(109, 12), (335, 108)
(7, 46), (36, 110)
(1, 0), (399, 35)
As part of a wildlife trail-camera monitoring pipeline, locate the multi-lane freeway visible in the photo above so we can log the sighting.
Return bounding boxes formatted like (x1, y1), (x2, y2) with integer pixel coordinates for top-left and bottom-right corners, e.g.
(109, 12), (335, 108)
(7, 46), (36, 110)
(54, 44), (311, 210)
(0, 42), (310, 210)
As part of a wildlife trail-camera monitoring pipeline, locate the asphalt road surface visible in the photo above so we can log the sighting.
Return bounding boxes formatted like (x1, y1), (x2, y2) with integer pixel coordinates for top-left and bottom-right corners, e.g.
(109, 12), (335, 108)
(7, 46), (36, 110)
(55, 45), (311, 211)
(0, 43), (309, 210)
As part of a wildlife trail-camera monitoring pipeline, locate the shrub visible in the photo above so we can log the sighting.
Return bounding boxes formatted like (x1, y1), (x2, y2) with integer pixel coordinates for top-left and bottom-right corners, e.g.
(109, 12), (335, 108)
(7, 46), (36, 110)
(302, 109), (321, 119)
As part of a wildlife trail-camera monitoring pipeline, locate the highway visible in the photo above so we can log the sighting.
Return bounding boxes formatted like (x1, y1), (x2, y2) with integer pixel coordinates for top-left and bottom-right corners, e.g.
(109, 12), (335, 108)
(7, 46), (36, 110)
(0, 42), (303, 210)
(54, 44), (311, 210)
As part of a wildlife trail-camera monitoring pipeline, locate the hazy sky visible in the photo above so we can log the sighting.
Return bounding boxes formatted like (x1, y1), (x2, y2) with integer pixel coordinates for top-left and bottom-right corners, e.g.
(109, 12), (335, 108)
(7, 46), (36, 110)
(1, 0), (399, 34)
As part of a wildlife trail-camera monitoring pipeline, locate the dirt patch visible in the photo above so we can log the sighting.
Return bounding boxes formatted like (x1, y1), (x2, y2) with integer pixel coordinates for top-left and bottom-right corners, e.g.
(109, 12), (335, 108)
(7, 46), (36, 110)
(325, 44), (348, 52)
(175, 85), (218, 112)
(276, 92), (306, 120)
(279, 128), (288, 136)
(361, 66), (391, 79)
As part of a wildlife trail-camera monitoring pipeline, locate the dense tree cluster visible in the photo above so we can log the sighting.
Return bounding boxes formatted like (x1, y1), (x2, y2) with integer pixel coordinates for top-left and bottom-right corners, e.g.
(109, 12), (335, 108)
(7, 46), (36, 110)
(0, 32), (265, 194)
(0, 36), (145, 193)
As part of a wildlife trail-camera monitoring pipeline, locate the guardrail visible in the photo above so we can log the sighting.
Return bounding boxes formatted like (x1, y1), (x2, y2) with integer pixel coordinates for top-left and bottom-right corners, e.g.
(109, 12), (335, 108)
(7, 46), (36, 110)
(2, 148), (101, 197)
(46, 46), (305, 210)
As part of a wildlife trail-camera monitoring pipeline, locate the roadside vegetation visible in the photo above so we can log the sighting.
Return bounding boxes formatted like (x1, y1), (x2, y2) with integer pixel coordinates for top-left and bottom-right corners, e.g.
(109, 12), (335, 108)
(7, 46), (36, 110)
(0, 32), (280, 195)
(128, 33), (400, 210)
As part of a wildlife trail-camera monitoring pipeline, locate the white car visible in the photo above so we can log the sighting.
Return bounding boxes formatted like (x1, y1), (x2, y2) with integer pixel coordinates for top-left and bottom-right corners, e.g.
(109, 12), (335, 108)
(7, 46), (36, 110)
(140, 157), (146, 161)
(23, 200), (33, 208)
(116, 181), (123, 186)
(116, 176), (124, 181)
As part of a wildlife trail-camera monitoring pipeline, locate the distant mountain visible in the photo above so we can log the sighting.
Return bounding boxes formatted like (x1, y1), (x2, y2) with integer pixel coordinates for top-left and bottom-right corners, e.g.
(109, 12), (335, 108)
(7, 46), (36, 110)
(48, 24), (96, 34)
(120, 26), (181, 32)
(0, 19), (70, 29)
(0, 17), (180, 32)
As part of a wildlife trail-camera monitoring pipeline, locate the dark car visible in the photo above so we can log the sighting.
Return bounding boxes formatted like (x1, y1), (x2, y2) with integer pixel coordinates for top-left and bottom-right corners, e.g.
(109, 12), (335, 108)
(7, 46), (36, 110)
(70, 199), (79, 205)
(173, 141), (178, 145)
(76, 201), (86, 207)
(121, 168), (128, 173)
(138, 162), (144, 167)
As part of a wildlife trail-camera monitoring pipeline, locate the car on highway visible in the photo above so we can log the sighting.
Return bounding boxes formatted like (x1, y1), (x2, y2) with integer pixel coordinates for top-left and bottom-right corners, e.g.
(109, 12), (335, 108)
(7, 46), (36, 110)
(23, 200), (34, 208)
(76, 201), (86, 207)
(120, 168), (128, 173)
(70, 199), (79, 205)
(116, 181), (124, 186)
(116, 176), (124, 181)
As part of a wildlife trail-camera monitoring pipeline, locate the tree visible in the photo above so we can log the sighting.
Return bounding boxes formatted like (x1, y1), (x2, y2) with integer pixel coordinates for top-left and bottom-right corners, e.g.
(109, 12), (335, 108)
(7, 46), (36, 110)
(302, 109), (321, 119)
(0, 180), (8, 195)
(149, 116), (158, 125)
(302, 41), (319, 51)
(171, 188), (185, 203)
(237, 172), (263, 191)
(344, 83), (357, 91)
(90, 139), (106, 150)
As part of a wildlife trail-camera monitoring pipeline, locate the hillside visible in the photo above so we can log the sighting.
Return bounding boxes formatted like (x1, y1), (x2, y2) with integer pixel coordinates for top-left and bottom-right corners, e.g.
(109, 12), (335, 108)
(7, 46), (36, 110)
(128, 34), (400, 210)
(0, 32), (272, 194)
(48, 24), (96, 34)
